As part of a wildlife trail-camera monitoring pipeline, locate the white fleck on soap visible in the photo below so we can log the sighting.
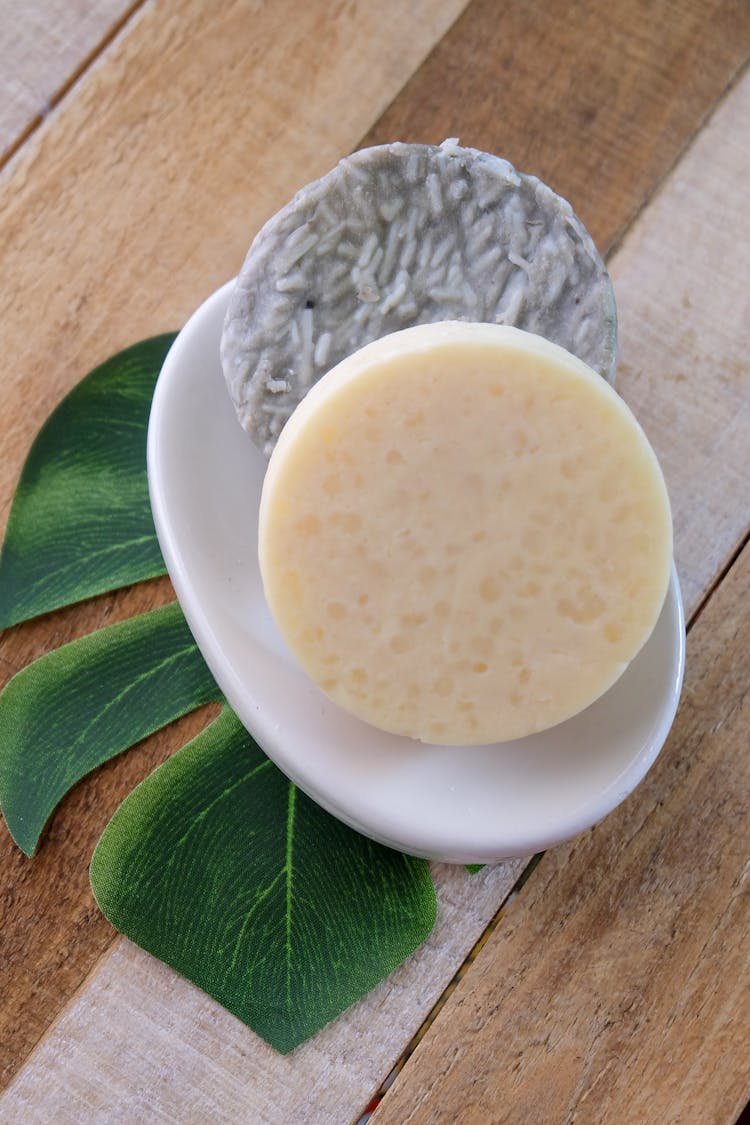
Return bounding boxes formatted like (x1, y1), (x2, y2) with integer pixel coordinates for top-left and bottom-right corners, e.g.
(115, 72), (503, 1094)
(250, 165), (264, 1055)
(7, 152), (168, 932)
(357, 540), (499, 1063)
(222, 140), (617, 457)
(258, 322), (672, 746)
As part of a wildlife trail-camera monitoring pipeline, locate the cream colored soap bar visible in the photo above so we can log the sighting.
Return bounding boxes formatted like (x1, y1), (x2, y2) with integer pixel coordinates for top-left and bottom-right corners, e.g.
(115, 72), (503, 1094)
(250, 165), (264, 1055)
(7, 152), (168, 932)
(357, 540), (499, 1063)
(258, 323), (672, 745)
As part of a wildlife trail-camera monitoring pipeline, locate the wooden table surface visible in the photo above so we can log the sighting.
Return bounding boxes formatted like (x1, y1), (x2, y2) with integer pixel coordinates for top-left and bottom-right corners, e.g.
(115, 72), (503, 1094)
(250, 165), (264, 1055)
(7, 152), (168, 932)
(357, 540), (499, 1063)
(1, 2), (749, 1122)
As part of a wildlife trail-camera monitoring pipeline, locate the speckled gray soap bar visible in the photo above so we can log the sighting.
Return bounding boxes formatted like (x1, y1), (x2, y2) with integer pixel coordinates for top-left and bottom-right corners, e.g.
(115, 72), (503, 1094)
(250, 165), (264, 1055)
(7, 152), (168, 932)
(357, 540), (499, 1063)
(221, 140), (617, 457)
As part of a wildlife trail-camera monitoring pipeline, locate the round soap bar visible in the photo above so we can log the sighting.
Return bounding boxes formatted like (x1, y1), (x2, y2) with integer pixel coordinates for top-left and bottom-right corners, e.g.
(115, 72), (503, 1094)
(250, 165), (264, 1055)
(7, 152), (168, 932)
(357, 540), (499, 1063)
(223, 140), (617, 457)
(258, 323), (672, 745)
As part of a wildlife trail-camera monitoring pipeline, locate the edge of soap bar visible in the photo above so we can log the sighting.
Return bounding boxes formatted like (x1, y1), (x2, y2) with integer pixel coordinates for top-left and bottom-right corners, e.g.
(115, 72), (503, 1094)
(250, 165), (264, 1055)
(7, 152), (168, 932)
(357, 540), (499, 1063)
(265, 322), (636, 476)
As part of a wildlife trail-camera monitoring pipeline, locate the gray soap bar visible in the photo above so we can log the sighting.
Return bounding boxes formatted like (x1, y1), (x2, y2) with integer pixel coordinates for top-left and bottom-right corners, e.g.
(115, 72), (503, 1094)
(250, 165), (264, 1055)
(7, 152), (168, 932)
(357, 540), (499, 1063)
(221, 140), (617, 457)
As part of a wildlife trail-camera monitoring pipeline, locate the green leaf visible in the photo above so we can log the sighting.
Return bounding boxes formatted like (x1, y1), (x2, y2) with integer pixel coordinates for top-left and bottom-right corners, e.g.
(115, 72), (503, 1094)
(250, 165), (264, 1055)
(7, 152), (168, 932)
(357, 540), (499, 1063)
(0, 601), (220, 855)
(90, 707), (437, 1053)
(0, 334), (176, 628)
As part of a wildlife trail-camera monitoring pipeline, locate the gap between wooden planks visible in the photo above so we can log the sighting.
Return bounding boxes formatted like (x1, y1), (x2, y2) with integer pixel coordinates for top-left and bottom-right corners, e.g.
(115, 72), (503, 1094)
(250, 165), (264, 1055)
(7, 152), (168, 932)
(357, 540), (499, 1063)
(373, 66), (750, 1125)
(0, 0), (143, 167)
(0, 0), (749, 1119)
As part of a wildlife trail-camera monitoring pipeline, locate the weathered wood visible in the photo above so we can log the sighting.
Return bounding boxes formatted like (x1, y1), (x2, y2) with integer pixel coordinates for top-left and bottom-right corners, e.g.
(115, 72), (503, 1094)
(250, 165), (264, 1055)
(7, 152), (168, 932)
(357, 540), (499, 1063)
(1, 0), (749, 1117)
(364, 0), (750, 257)
(0, 0), (470, 523)
(0, 864), (526, 1125)
(610, 78), (750, 613)
(373, 68), (750, 1125)
(0, 0), (469, 1088)
(0, 0), (137, 163)
(375, 534), (750, 1125)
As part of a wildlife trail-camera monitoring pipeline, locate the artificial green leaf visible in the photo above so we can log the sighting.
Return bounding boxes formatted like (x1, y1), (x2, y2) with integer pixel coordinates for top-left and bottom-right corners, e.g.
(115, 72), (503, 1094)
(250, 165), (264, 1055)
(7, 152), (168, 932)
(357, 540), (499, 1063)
(90, 707), (437, 1053)
(0, 334), (176, 628)
(0, 601), (220, 855)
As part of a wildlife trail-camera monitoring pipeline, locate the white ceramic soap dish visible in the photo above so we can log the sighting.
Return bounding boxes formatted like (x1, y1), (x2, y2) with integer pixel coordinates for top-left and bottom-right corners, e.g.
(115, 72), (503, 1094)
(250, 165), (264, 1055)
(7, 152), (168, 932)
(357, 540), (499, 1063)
(147, 283), (685, 864)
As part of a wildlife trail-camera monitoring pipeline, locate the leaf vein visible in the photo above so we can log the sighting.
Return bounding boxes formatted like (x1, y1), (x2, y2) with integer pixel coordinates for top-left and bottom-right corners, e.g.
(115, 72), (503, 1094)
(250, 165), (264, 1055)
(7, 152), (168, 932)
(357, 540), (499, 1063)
(228, 868), (286, 974)
(166, 757), (273, 862)
(9, 533), (159, 600)
(68, 640), (200, 755)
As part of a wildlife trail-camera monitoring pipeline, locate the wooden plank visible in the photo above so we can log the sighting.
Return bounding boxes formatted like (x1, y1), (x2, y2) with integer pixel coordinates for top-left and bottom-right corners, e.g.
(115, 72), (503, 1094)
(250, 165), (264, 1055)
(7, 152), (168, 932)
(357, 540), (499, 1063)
(372, 69), (750, 1125)
(0, 864), (524, 1125)
(363, 0), (750, 256)
(1, 72), (745, 1125)
(0, 0), (470, 1088)
(611, 103), (750, 613)
(0, 0), (138, 164)
(1, 0), (748, 1118)
(0, 0), (467, 523)
(374, 546), (750, 1125)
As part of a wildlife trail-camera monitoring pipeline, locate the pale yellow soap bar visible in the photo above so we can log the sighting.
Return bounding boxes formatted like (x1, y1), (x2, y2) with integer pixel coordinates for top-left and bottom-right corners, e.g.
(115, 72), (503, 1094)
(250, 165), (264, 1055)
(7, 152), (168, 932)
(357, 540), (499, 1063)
(258, 322), (672, 745)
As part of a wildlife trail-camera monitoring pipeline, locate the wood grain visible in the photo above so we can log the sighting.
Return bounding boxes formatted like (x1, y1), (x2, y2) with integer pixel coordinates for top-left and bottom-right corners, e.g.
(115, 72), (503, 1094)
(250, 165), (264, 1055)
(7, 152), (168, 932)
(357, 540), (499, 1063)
(0, 0), (469, 1088)
(374, 535), (750, 1125)
(364, 0), (750, 256)
(0, 0), (468, 523)
(0, 864), (525, 1125)
(373, 67), (750, 1125)
(0, 0), (138, 164)
(0, 0), (748, 1117)
(611, 84), (750, 614)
